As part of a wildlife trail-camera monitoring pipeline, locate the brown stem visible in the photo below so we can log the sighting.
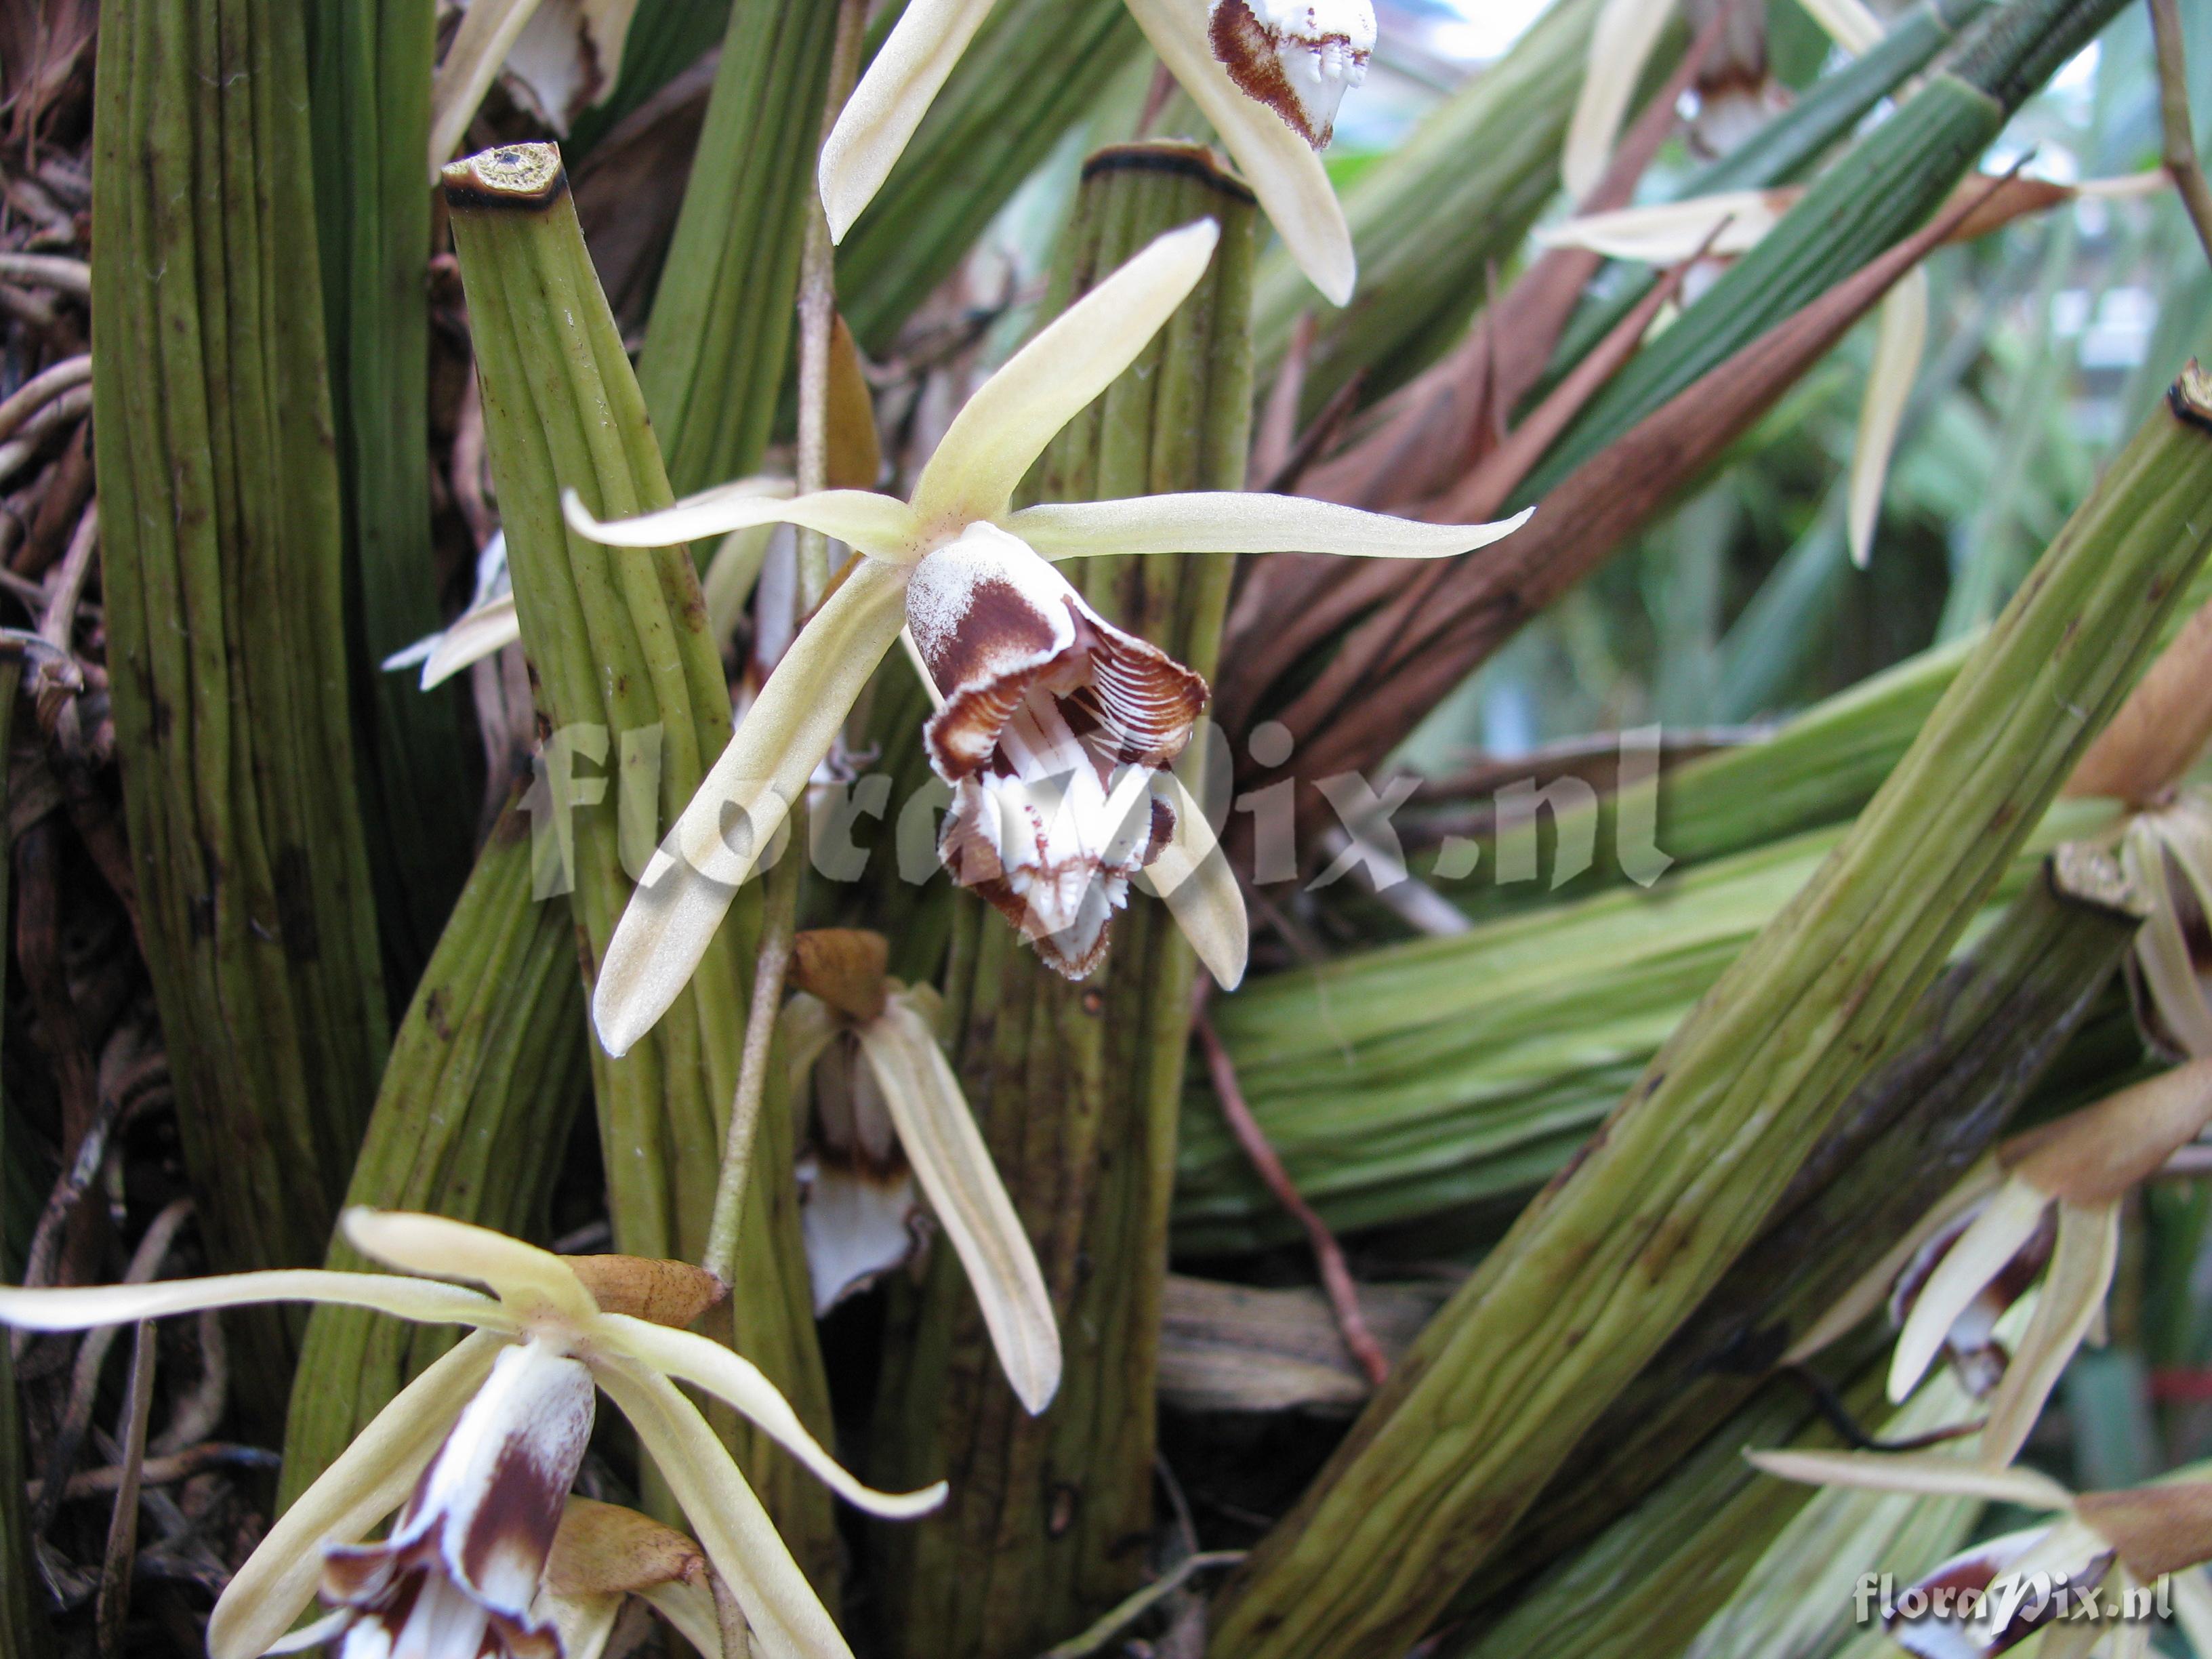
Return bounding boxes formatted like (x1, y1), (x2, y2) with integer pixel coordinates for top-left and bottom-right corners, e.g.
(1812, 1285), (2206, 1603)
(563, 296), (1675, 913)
(2151, 0), (2212, 270)
(95, 1319), (157, 1659)
(1194, 1008), (1389, 1389)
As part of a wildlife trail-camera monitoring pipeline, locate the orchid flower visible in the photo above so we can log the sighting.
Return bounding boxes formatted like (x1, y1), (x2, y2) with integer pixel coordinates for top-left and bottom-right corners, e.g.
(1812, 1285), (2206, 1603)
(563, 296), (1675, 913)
(0, 1210), (943, 1659)
(564, 219), (1529, 1057)
(1788, 1061), (2212, 1469)
(818, 0), (1374, 304)
(783, 930), (1059, 1412)
(1747, 1450), (2212, 1659)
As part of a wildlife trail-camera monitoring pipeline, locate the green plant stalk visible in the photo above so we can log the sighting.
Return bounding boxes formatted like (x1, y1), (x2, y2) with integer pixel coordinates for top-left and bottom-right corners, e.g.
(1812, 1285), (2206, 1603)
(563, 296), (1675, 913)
(1443, 1335), (1895, 1659)
(304, 0), (474, 988)
(0, 665), (41, 1659)
(446, 149), (836, 1586)
(637, 0), (837, 498)
(276, 796), (589, 1509)
(1207, 371), (2212, 1659)
(1525, 0), (2132, 497)
(1172, 803), (2109, 1253)
(1537, 0), (1996, 399)
(869, 144), (1255, 1659)
(1251, 0), (1610, 409)
(90, 0), (391, 1418)
(838, 0), (1145, 355)
(1450, 848), (2143, 1612)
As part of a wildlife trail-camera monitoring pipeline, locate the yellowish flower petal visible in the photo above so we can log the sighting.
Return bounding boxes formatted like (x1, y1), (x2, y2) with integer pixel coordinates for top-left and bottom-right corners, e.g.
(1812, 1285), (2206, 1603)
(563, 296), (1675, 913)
(592, 557), (909, 1058)
(640, 1580), (726, 1659)
(2125, 824), (2212, 1055)
(1744, 1448), (2073, 1511)
(587, 1316), (945, 1519)
(855, 994), (1063, 1413)
(1562, 0), (1676, 201)
(1136, 769), (1247, 990)
(1847, 264), (1929, 570)
(538, 1588), (623, 1659)
(1532, 192), (1791, 264)
(779, 992), (843, 1101)
(591, 1359), (855, 1659)
(342, 1209), (598, 1326)
(1889, 1176), (2051, 1403)
(1007, 495), (1532, 562)
(817, 0), (1002, 243)
(207, 1332), (507, 1659)
(1978, 1200), (2121, 1468)
(1120, 0), (1355, 304)
(0, 1269), (507, 1334)
(418, 593), (522, 690)
(909, 220), (1221, 529)
(561, 484), (919, 562)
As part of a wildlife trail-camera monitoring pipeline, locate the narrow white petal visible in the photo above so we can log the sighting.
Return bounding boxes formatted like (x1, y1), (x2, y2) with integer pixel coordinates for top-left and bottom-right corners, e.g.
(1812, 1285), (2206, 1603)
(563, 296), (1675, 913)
(260, 1609), (353, 1655)
(207, 1332), (507, 1659)
(590, 1318), (943, 1518)
(1744, 1448), (2072, 1510)
(1848, 264), (1929, 570)
(561, 484), (918, 562)
(592, 558), (909, 1057)
(1890, 1179), (2051, 1402)
(855, 996), (1062, 1413)
(342, 1210), (598, 1326)
(907, 221), (1222, 530)
(0, 1269), (505, 1334)
(418, 594), (522, 690)
(537, 1589), (623, 1659)
(1120, 0), (1355, 304)
(1562, 0), (1677, 201)
(592, 1361), (855, 1659)
(638, 1581), (723, 1659)
(2169, 1567), (2212, 1654)
(817, 0), (1002, 242)
(2125, 830), (2212, 1055)
(1138, 771), (1247, 990)
(1009, 494), (1531, 562)
(1978, 1201), (2121, 1468)
(1798, 0), (1886, 52)
(1531, 192), (1793, 264)
(779, 994), (843, 1099)
(428, 0), (548, 180)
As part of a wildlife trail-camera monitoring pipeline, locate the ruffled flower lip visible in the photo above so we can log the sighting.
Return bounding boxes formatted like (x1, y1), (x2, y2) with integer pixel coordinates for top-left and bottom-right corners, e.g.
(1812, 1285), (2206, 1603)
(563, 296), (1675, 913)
(1207, 0), (1375, 149)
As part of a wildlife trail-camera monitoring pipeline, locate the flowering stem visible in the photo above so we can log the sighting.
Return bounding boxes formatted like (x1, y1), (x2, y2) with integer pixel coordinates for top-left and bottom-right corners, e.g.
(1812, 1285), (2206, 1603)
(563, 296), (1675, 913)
(699, 0), (865, 1290)
(1194, 1006), (1389, 1389)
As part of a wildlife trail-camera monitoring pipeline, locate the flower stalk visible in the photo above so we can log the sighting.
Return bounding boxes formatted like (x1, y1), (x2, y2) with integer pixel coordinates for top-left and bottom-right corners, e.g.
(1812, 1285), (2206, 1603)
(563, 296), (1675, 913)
(443, 146), (838, 1585)
(857, 144), (1254, 1656)
(1208, 368), (2212, 1659)
(89, 0), (392, 1413)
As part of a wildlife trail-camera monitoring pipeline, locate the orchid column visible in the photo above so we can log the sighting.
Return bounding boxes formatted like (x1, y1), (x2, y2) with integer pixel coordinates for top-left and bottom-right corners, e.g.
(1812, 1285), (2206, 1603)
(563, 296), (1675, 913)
(443, 145), (840, 1590)
(869, 144), (1256, 1658)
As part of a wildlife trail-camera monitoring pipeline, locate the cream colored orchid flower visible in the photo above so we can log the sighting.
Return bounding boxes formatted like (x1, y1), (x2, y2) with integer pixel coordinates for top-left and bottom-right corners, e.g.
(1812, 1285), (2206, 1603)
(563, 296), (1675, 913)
(1789, 1062), (2212, 1470)
(818, 0), (1372, 304)
(1748, 1450), (2212, 1659)
(0, 1211), (943, 1659)
(783, 930), (1059, 1414)
(564, 219), (1530, 1056)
